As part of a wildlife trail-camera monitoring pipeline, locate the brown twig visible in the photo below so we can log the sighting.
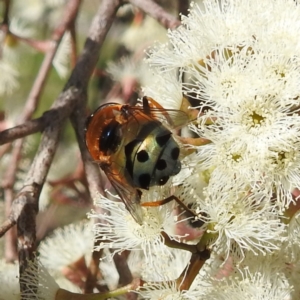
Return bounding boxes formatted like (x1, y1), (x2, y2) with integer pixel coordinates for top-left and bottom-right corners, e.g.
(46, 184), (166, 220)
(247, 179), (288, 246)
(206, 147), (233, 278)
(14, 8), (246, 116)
(128, 0), (181, 29)
(2, 0), (10, 26)
(69, 20), (78, 68)
(57, 278), (142, 300)
(84, 249), (108, 293)
(10, 0), (121, 295)
(69, 0), (123, 288)
(114, 251), (138, 300)
(23, 0), (82, 119)
(17, 88), (79, 296)
(177, 250), (211, 290)
(3, 138), (23, 262)
(70, 97), (105, 199)
(0, 0), (82, 271)
(161, 231), (199, 253)
(113, 250), (133, 286)
(0, 113), (51, 145)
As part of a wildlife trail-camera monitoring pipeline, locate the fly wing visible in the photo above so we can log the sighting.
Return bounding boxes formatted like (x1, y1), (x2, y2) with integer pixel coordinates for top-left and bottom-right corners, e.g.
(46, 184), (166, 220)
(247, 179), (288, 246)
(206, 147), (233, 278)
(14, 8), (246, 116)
(105, 170), (144, 225)
(132, 96), (193, 129)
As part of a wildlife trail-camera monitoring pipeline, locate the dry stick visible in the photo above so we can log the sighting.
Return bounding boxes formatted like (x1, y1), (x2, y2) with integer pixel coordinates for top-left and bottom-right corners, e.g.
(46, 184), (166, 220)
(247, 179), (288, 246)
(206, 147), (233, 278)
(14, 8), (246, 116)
(113, 250), (133, 286)
(0, 0), (81, 144)
(24, 3), (81, 119)
(177, 250), (211, 290)
(69, 20), (78, 68)
(0, 0), (82, 270)
(70, 92), (107, 293)
(128, 0), (181, 29)
(16, 0), (120, 296)
(68, 0), (122, 289)
(1, 117), (56, 259)
(84, 249), (109, 294)
(70, 95), (107, 294)
(18, 89), (79, 297)
(0, 114), (52, 145)
(2, 139), (23, 261)
(70, 98), (105, 200)
(2, 0), (10, 25)
(2, 0), (121, 295)
(113, 250), (138, 299)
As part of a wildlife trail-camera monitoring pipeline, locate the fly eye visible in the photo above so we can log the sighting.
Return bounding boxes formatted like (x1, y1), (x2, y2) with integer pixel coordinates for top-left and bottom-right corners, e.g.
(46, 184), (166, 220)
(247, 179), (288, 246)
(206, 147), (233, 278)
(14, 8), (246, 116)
(100, 120), (121, 153)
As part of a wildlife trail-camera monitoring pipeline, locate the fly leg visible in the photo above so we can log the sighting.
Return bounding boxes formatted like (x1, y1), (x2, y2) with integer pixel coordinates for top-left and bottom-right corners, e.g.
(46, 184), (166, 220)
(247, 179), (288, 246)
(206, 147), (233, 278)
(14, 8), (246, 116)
(142, 195), (204, 227)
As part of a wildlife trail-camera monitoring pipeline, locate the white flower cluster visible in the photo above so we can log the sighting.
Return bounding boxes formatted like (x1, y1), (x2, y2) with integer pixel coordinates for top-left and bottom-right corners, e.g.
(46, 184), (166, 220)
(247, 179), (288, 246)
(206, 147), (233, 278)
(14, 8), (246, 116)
(91, 0), (300, 298)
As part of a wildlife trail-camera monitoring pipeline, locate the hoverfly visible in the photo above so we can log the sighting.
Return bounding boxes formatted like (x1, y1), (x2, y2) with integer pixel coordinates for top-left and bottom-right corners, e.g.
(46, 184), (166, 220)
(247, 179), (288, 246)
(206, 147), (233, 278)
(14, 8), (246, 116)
(85, 97), (196, 224)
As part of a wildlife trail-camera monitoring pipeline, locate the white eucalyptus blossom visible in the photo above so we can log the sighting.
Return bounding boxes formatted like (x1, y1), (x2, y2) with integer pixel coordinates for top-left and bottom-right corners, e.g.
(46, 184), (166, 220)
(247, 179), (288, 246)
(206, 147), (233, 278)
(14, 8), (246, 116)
(21, 260), (60, 300)
(0, 261), (19, 300)
(137, 280), (198, 300)
(147, 0), (300, 208)
(0, 58), (19, 96)
(140, 248), (192, 282)
(12, 0), (66, 24)
(0, 17), (34, 96)
(107, 56), (142, 83)
(142, 69), (185, 110)
(121, 16), (167, 52)
(52, 31), (71, 78)
(205, 266), (293, 300)
(0, 259), (76, 300)
(89, 193), (186, 266)
(283, 210), (300, 262)
(75, 0), (300, 297)
(138, 0), (300, 297)
(38, 220), (94, 274)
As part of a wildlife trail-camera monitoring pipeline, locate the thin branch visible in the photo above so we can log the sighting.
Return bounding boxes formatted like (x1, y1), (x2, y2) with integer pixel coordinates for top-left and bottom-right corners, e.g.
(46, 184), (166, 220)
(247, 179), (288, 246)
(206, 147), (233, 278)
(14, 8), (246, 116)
(3, 138), (23, 261)
(23, 0), (82, 120)
(70, 97), (105, 199)
(2, 0), (10, 26)
(84, 249), (108, 293)
(128, 0), (181, 29)
(0, 217), (15, 237)
(161, 231), (199, 253)
(113, 250), (133, 286)
(57, 278), (142, 300)
(177, 250), (211, 290)
(68, 1), (123, 290)
(0, 0), (121, 297)
(0, 115), (48, 145)
(69, 21), (78, 68)
(17, 89), (79, 296)
(11, 0), (121, 295)
(1, 0), (82, 264)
